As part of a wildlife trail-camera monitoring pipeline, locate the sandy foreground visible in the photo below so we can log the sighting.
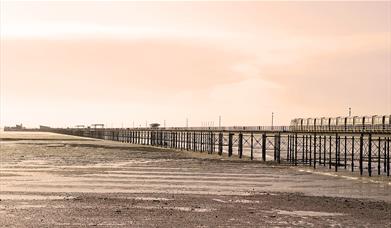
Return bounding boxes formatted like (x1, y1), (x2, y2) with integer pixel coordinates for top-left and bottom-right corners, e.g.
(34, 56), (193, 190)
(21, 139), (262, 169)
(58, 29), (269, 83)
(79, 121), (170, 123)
(0, 131), (390, 227)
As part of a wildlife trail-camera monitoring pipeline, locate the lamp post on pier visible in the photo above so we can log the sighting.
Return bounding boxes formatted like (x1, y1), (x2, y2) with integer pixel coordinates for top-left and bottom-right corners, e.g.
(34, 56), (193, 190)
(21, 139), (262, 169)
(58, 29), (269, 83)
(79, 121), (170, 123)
(272, 112), (274, 130)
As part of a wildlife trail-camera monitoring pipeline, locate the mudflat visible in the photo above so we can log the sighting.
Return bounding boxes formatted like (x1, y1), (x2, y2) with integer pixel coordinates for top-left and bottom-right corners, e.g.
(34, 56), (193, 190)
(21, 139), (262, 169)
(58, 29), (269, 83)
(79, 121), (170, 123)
(1, 131), (390, 227)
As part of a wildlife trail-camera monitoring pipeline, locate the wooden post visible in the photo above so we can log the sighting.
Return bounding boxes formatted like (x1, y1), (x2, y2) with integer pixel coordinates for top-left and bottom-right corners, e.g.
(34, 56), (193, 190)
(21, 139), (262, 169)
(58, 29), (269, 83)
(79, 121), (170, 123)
(344, 136), (347, 169)
(200, 132), (203, 152)
(276, 134), (281, 163)
(193, 132), (196, 151)
(228, 133), (233, 157)
(335, 134), (339, 172)
(387, 137), (390, 176)
(309, 135), (312, 166)
(323, 136), (326, 166)
(176, 132), (179, 149)
(378, 137), (381, 175)
(351, 136), (355, 172)
(329, 135), (332, 169)
(186, 132), (190, 151)
(287, 135), (290, 163)
(273, 134), (277, 161)
(164, 131), (167, 147)
(218, 132), (223, 156)
(210, 132), (214, 154)
(238, 133), (243, 159)
(360, 134), (363, 176)
(250, 133), (254, 160)
(313, 134), (317, 169)
(384, 139), (387, 173)
(262, 133), (267, 162)
(294, 134), (297, 166)
(304, 135), (308, 163)
(368, 134), (372, 177)
(159, 131), (164, 147)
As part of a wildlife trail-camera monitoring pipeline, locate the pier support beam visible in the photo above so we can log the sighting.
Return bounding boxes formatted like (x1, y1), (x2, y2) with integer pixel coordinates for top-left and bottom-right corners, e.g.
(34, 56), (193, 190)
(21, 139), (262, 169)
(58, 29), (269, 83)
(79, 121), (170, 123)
(228, 133), (233, 157)
(218, 132), (223, 156)
(238, 133), (243, 159)
(262, 134), (267, 162)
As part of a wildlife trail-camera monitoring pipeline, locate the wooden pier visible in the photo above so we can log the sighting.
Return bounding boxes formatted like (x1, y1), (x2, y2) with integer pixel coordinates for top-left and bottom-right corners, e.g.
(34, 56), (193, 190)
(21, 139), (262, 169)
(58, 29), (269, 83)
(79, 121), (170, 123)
(47, 126), (390, 177)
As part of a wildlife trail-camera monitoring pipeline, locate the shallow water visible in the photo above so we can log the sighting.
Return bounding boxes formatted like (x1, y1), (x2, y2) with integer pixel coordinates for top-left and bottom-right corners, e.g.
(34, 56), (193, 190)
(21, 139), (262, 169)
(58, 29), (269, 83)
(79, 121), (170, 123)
(275, 210), (344, 217)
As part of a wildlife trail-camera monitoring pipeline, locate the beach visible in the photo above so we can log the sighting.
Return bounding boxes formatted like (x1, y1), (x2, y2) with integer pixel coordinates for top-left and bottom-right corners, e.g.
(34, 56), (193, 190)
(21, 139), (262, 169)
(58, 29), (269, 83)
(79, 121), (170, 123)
(1, 131), (390, 227)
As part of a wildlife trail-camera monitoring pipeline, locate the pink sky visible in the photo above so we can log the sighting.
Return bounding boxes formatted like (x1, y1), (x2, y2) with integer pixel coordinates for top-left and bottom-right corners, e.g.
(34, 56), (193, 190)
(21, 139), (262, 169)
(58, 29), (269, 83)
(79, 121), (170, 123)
(1, 1), (390, 128)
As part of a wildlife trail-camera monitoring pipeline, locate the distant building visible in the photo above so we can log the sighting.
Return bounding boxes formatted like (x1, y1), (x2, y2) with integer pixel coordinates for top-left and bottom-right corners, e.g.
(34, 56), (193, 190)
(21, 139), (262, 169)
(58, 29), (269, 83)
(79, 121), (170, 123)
(4, 124), (25, 131)
(91, 124), (104, 128)
(149, 123), (160, 128)
(39, 125), (51, 130)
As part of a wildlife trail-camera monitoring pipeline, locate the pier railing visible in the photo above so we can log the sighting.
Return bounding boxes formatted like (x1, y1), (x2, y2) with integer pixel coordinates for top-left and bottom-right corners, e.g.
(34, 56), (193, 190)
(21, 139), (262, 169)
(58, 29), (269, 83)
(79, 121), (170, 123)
(69, 125), (391, 133)
(48, 126), (390, 177)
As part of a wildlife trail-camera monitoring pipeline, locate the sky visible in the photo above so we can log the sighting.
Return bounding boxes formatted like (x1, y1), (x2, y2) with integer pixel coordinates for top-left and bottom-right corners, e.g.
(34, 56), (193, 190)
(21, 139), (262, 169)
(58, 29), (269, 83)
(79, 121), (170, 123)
(1, 1), (390, 128)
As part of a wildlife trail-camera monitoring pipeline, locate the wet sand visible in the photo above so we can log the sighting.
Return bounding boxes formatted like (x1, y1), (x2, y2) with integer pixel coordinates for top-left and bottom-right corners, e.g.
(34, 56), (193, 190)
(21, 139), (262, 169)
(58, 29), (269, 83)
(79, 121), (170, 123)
(1, 131), (390, 227)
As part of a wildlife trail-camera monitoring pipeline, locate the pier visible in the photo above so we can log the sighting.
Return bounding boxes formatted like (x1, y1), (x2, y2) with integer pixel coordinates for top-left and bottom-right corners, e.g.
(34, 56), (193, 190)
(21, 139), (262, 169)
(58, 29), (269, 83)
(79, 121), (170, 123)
(50, 126), (390, 177)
